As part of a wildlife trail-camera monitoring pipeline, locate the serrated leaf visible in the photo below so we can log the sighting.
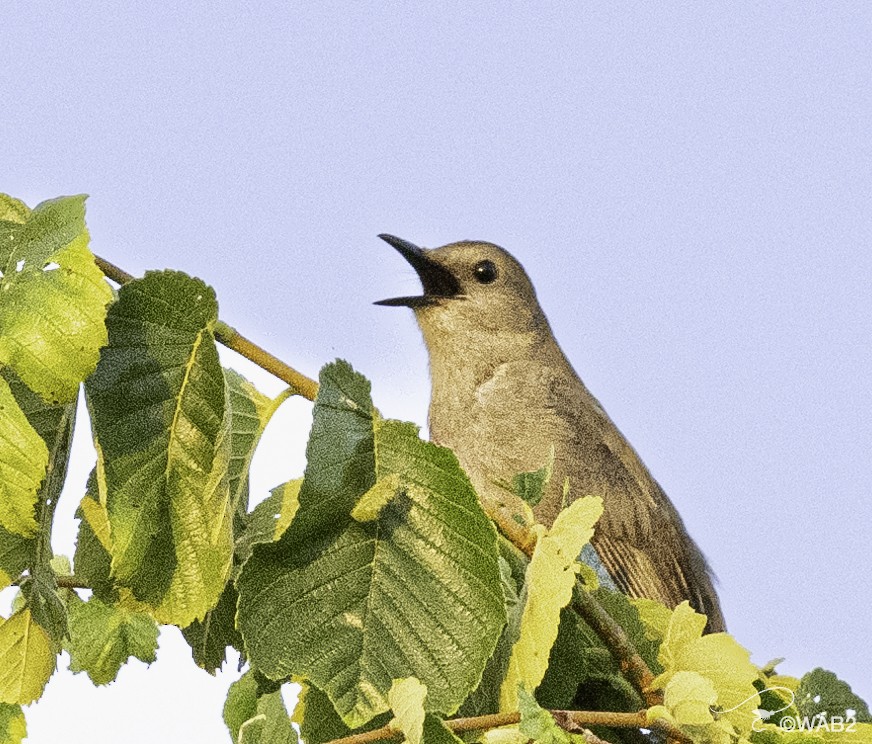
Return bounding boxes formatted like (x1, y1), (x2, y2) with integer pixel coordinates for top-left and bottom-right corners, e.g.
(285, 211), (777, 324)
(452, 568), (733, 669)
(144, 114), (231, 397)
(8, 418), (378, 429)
(224, 671), (297, 744)
(85, 270), (234, 625)
(661, 670), (718, 726)
(236, 479), (303, 565)
(180, 581), (242, 673)
(517, 685), (573, 744)
(73, 490), (114, 600)
(0, 194), (30, 224)
(0, 195), (111, 402)
(500, 496), (603, 711)
(795, 669), (871, 722)
(66, 594), (158, 685)
(0, 703), (26, 744)
(0, 527), (32, 592)
(225, 672), (260, 744)
(0, 608), (56, 705)
(225, 368), (288, 517)
(510, 448), (554, 507)
(238, 361), (506, 729)
(0, 376), (48, 537)
(389, 678), (427, 744)
(653, 601), (759, 733)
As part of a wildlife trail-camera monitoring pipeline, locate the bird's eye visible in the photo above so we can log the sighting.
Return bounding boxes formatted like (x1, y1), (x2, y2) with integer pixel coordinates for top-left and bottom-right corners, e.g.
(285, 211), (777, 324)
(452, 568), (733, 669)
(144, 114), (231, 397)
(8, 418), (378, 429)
(473, 259), (498, 284)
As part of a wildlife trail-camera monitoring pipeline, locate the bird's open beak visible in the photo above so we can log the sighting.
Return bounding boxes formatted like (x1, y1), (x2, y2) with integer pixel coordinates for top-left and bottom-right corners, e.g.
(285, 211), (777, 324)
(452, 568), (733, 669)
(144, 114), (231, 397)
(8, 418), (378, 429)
(374, 234), (461, 307)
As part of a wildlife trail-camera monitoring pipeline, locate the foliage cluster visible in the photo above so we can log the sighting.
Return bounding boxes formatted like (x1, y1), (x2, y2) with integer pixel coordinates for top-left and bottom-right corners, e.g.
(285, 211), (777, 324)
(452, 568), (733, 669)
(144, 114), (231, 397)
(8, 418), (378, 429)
(0, 194), (869, 744)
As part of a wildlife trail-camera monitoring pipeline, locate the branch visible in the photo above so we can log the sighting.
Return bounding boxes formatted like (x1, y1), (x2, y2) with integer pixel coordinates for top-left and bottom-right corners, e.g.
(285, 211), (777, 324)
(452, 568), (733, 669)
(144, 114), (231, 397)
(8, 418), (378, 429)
(323, 708), (691, 744)
(93, 255), (320, 401)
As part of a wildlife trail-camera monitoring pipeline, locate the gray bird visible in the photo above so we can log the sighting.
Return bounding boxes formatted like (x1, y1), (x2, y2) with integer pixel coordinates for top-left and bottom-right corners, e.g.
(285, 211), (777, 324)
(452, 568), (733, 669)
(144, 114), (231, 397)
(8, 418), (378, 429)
(375, 234), (725, 633)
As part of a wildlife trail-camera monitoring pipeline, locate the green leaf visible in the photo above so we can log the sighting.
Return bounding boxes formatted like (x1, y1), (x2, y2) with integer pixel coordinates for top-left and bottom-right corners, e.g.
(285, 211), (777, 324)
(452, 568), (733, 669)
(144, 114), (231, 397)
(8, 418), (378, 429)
(0, 527), (32, 592)
(517, 685), (573, 744)
(85, 270), (234, 625)
(224, 671), (260, 744)
(73, 486), (115, 600)
(0, 608), (56, 705)
(225, 368), (288, 518)
(180, 581), (242, 674)
(389, 678), (427, 744)
(0, 194), (112, 402)
(795, 669), (870, 722)
(235, 479), (302, 565)
(295, 683), (392, 744)
(238, 361), (506, 728)
(65, 594), (158, 685)
(224, 671), (297, 744)
(0, 194), (30, 224)
(458, 556), (524, 717)
(510, 448), (554, 507)
(0, 376), (48, 537)
(500, 496), (603, 711)
(421, 716), (465, 744)
(0, 703), (26, 744)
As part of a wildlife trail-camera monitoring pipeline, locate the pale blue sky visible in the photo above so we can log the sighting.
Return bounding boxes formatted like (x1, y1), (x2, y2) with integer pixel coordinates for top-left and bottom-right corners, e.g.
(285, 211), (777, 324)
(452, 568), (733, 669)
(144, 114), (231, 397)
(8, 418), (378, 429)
(4, 3), (870, 741)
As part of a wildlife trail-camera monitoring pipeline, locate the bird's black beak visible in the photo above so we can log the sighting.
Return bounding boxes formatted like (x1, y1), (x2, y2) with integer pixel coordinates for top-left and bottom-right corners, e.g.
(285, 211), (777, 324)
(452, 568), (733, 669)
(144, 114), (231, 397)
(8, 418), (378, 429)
(374, 234), (461, 307)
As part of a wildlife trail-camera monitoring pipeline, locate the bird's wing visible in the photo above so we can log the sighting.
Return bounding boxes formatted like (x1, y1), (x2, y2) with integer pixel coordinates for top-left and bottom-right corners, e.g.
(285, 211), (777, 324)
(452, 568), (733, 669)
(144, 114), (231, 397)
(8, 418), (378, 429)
(548, 368), (726, 632)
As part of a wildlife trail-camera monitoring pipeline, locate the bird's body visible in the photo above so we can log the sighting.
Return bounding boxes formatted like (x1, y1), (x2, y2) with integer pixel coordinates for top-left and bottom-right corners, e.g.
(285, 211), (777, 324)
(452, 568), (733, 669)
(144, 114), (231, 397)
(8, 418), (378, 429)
(377, 236), (725, 632)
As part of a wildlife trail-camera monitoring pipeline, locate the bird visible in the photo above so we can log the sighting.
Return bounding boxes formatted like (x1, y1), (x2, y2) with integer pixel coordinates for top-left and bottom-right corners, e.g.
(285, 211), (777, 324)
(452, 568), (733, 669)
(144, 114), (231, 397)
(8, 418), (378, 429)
(375, 234), (725, 633)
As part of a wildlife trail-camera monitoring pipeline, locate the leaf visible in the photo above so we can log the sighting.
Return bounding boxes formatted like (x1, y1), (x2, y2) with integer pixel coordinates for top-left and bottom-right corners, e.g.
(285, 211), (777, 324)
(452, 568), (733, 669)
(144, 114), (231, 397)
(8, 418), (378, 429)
(235, 479), (303, 565)
(180, 581), (242, 674)
(225, 368), (288, 517)
(0, 703), (26, 744)
(795, 669), (871, 722)
(500, 496), (603, 711)
(0, 527), (32, 592)
(0, 194), (112, 402)
(661, 670), (718, 726)
(65, 594), (158, 685)
(652, 601), (759, 733)
(85, 270), (234, 625)
(389, 678), (427, 744)
(517, 685), (573, 744)
(0, 608), (56, 705)
(0, 376), (48, 537)
(0, 194), (30, 224)
(510, 448), (554, 507)
(224, 671), (297, 744)
(238, 361), (506, 729)
(73, 491), (114, 600)
(225, 672), (260, 744)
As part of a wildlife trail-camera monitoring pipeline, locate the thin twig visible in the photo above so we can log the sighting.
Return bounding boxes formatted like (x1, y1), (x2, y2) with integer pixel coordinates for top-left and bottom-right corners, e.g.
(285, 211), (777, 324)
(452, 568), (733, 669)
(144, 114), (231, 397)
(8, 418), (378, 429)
(94, 255), (320, 401)
(323, 709), (691, 744)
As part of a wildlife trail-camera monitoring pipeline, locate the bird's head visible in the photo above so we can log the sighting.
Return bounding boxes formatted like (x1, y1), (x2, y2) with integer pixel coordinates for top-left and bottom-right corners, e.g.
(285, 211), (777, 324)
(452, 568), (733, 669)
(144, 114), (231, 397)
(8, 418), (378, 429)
(375, 235), (547, 342)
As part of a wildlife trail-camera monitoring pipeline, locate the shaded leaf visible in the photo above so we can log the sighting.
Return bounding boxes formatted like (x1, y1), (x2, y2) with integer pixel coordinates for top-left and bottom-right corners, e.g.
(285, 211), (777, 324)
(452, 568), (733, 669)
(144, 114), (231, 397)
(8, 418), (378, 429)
(85, 270), (234, 625)
(795, 669), (871, 723)
(238, 361), (505, 728)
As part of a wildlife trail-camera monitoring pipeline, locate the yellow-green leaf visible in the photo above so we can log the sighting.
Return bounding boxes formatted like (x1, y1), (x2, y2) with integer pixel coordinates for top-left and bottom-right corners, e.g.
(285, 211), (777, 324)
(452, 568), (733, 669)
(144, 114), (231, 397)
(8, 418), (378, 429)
(0, 195), (112, 402)
(0, 702), (27, 744)
(653, 602), (759, 734)
(388, 678), (427, 744)
(352, 474), (402, 522)
(0, 609), (56, 705)
(500, 496), (603, 711)
(0, 377), (48, 537)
